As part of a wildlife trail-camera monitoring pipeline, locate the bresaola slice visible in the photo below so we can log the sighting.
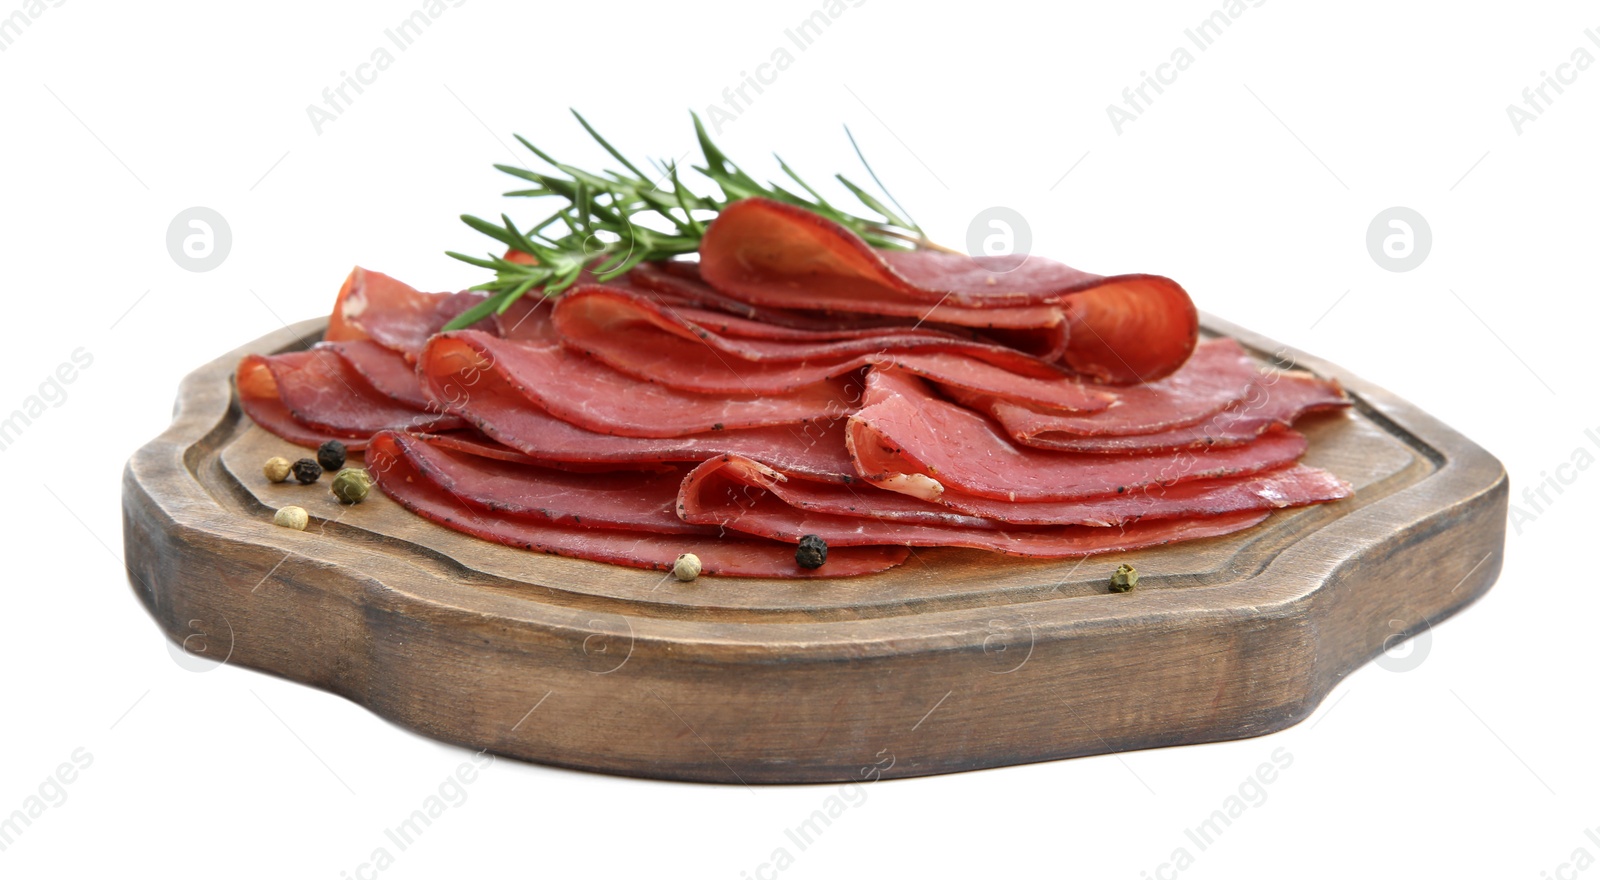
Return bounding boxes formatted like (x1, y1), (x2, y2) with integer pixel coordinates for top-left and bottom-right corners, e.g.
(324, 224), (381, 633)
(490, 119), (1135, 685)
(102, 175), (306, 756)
(237, 349), (462, 438)
(372, 431), (710, 534)
(551, 285), (1111, 410)
(326, 266), (492, 359)
(557, 285), (1064, 375)
(947, 338), (1350, 452)
(365, 431), (910, 578)
(948, 338), (1261, 436)
(627, 259), (1047, 329)
(679, 454), (1272, 556)
(237, 357), (372, 450)
(417, 332), (858, 479)
(493, 294), (560, 344)
(318, 339), (433, 409)
(1002, 372), (1350, 454)
(683, 455), (1352, 528)
(697, 197), (1198, 383)
(846, 369), (1308, 502)
(421, 330), (859, 438)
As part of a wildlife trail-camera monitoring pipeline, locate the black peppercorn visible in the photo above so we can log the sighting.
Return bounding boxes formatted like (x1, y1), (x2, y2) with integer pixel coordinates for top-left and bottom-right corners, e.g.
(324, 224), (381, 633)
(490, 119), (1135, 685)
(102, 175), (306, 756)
(291, 458), (322, 484)
(795, 534), (828, 569)
(317, 439), (347, 472)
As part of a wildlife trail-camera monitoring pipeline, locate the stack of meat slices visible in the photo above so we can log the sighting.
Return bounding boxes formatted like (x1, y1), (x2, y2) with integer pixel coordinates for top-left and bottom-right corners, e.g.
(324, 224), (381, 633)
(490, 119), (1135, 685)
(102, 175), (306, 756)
(239, 197), (1354, 577)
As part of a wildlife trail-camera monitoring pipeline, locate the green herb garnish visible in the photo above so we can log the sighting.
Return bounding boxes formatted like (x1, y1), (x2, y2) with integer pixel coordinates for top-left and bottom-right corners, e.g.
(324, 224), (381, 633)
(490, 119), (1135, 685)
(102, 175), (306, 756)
(442, 110), (934, 331)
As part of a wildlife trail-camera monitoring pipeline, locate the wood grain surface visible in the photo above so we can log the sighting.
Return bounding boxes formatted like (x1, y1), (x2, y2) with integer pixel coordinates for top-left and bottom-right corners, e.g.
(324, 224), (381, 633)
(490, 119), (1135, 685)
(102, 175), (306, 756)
(121, 316), (1507, 783)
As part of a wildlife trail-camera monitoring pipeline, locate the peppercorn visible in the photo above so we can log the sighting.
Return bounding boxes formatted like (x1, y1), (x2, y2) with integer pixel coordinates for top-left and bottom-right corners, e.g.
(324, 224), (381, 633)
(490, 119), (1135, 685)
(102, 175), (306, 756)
(291, 458), (322, 484)
(795, 534), (828, 569)
(317, 439), (347, 472)
(673, 553), (702, 582)
(263, 456), (293, 483)
(330, 467), (372, 504)
(1109, 563), (1139, 593)
(273, 506), (309, 531)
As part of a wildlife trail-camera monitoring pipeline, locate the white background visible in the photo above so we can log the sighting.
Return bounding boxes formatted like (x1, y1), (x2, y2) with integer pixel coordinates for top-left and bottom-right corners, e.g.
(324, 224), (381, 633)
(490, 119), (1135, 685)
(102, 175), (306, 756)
(1, 1), (1594, 877)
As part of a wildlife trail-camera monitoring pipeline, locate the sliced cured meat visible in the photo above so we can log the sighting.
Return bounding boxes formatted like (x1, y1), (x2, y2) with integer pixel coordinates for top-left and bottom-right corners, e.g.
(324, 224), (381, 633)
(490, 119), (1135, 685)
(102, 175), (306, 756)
(559, 285), (1063, 375)
(684, 455), (1350, 528)
(948, 337), (1262, 437)
(697, 197), (1197, 382)
(627, 260), (1074, 359)
(493, 293), (560, 344)
(420, 331), (858, 438)
(238, 350), (462, 439)
(324, 268), (373, 343)
(846, 369), (1308, 502)
(669, 302), (1070, 362)
(551, 286), (1110, 409)
(999, 371), (1350, 454)
(417, 338), (858, 479)
(328, 266), (492, 359)
(412, 429), (542, 464)
(237, 357), (372, 450)
(679, 455), (1271, 556)
(370, 431), (710, 534)
(318, 339), (432, 409)
(618, 260), (764, 319)
(365, 432), (909, 578)
(932, 463), (1350, 525)
(697, 202), (1068, 328)
(413, 430), (680, 474)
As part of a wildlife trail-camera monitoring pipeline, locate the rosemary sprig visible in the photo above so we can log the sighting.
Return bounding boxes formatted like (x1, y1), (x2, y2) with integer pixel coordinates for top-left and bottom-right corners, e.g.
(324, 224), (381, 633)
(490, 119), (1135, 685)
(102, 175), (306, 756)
(442, 110), (933, 331)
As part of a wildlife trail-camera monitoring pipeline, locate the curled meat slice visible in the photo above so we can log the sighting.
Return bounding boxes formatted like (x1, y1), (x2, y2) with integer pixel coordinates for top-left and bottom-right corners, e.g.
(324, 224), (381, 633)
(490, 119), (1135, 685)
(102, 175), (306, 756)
(365, 431), (909, 578)
(697, 197), (1197, 382)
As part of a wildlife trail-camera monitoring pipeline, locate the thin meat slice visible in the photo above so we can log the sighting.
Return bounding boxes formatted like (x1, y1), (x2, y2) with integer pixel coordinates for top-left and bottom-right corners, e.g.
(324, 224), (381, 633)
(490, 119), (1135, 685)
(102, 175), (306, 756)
(686, 456), (1000, 529)
(328, 266), (493, 359)
(679, 455), (1271, 556)
(552, 286), (1111, 409)
(846, 369), (1308, 502)
(948, 337), (1263, 437)
(365, 432), (909, 578)
(493, 294), (561, 344)
(685, 455), (1350, 527)
(421, 331), (858, 438)
(932, 463), (1351, 525)
(239, 350), (462, 438)
(670, 302), (1070, 362)
(237, 357), (372, 450)
(410, 429), (681, 474)
(318, 339), (432, 409)
(1001, 371), (1351, 454)
(412, 429), (543, 464)
(324, 268), (373, 343)
(697, 197), (1197, 382)
(558, 285), (1064, 376)
(418, 338), (858, 479)
(370, 431), (710, 535)
(628, 261), (1073, 358)
(696, 201), (1070, 329)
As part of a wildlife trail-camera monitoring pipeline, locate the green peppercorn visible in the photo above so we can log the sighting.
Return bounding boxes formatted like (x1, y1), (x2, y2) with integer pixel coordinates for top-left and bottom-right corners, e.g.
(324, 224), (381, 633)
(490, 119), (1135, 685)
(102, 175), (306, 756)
(291, 458), (322, 484)
(796, 534), (828, 570)
(317, 439), (347, 472)
(330, 467), (372, 504)
(1109, 563), (1139, 593)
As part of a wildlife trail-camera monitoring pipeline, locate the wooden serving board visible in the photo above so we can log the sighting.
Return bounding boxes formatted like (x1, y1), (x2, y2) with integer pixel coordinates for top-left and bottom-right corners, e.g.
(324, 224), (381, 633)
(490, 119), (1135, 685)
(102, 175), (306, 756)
(122, 316), (1506, 783)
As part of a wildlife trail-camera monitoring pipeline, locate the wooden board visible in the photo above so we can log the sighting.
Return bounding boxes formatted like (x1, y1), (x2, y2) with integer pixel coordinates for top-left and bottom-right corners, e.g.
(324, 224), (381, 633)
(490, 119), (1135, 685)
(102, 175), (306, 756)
(121, 316), (1507, 783)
